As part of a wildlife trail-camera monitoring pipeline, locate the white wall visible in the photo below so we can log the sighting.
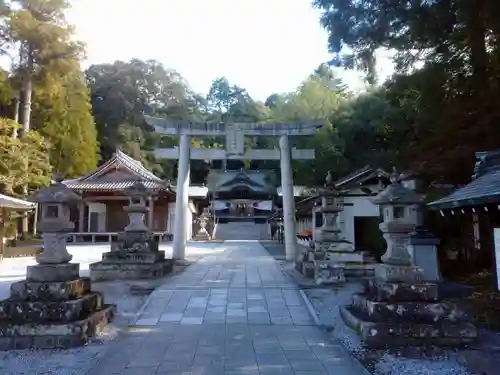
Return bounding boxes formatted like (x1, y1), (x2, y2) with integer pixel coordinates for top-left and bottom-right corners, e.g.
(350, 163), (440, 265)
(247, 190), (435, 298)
(341, 191), (381, 247)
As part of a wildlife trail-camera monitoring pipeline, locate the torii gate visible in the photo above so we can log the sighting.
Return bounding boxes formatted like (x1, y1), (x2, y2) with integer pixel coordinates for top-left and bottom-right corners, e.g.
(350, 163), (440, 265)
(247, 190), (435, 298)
(144, 116), (323, 261)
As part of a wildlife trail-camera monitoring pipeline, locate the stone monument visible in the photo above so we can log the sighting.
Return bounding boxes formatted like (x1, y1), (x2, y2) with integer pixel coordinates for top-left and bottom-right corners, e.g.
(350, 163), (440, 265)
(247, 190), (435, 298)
(0, 174), (115, 349)
(89, 182), (174, 281)
(339, 169), (477, 347)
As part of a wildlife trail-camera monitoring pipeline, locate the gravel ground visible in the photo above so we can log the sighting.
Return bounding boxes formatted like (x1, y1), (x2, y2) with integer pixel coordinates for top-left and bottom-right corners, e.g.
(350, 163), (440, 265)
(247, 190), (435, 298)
(304, 285), (475, 375)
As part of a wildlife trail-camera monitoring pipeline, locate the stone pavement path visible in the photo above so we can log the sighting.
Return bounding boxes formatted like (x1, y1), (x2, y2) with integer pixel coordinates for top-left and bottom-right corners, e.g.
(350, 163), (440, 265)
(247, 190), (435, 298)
(88, 241), (368, 375)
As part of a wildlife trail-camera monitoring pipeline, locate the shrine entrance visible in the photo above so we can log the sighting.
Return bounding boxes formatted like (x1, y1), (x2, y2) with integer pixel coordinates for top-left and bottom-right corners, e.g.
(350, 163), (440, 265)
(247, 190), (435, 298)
(144, 116), (323, 259)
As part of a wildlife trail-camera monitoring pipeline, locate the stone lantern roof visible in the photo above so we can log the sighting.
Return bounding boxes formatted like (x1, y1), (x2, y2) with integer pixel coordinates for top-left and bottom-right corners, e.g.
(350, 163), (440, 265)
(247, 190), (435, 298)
(29, 173), (82, 204)
(372, 168), (424, 205)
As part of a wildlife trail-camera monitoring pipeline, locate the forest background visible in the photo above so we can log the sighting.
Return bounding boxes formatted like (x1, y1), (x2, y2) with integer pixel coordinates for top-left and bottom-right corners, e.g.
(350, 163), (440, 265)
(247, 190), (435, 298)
(1, 0), (497, 199)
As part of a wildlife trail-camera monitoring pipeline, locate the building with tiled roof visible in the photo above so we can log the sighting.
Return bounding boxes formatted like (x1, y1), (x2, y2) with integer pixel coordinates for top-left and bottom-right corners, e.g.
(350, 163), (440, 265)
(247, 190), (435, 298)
(62, 150), (207, 242)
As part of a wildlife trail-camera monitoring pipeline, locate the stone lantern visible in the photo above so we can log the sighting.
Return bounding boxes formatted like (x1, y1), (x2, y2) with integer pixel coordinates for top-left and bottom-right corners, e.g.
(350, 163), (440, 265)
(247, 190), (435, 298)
(314, 171), (353, 252)
(124, 181), (150, 232)
(30, 172), (81, 266)
(0, 174), (115, 350)
(371, 168), (425, 282)
(89, 181), (173, 281)
(339, 168), (478, 348)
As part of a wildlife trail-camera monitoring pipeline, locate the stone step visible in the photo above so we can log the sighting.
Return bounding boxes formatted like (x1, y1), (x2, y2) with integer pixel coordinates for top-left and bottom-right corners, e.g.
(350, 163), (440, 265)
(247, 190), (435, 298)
(0, 304), (115, 350)
(10, 278), (91, 302)
(351, 293), (468, 323)
(101, 250), (166, 264)
(0, 292), (104, 324)
(339, 305), (477, 348)
(365, 279), (440, 302)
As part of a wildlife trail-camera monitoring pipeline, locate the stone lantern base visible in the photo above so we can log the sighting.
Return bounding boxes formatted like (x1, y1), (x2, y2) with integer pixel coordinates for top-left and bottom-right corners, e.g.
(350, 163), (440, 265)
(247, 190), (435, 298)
(339, 268), (478, 348)
(89, 231), (174, 282)
(0, 263), (115, 350)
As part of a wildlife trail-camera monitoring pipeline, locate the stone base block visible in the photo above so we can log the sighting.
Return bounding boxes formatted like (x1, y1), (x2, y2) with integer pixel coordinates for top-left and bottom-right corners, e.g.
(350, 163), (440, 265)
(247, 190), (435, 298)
(26, 263), (80, 282)
(365, 280), (440, 302)
(339, 305), (477, 348)
(101, 250), (165, 264)
(0, 304), (115, 350)
(325, 252), (364, 263)
(352, 293), (468, 323)
(344, 263), (375, 277)
(194, 235), (211, 241)
(10, 278), (91, 301)
(374, 263), (424, 283)
(89, 259), (174, 282)
(314, 261), (345, 284)
(0, 292), (104, 324)
(315, 241), (354, 252)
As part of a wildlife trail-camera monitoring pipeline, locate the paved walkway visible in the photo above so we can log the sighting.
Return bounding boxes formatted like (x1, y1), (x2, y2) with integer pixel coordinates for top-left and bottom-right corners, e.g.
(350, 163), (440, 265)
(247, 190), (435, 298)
(88, 241), (367, 375)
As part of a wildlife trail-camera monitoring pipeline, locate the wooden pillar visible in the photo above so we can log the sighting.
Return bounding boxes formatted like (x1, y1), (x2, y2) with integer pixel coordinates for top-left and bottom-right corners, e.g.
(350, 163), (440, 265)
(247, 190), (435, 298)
(148, 197), (154, 230)
(78, 202), (85, 232)
(32, 204), (38, 235)
(0, 208), (7, 261)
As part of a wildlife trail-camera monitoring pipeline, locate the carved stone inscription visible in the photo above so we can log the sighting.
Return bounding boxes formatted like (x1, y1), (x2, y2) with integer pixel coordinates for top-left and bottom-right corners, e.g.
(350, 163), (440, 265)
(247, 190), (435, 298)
(226, 124), (245, 156)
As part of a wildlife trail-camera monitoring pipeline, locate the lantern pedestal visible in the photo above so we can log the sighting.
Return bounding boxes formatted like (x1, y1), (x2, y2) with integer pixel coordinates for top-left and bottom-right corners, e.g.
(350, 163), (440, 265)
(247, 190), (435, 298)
(339, 279), (477, 348)
(0, 265), (114, 350)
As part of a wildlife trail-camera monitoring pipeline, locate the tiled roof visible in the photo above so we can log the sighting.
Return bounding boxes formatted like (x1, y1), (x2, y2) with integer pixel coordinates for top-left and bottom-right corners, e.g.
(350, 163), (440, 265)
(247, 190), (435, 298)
(206, 169), (275, 192)
(170, 185), (209, 198)
(63, 180), (169, 192)
(334, 165), (390, 189)
(81, 149), (164, 182)
(62, 150), (171, 192)
(0, 193), (35, 210)
(428, 168), (500, 209)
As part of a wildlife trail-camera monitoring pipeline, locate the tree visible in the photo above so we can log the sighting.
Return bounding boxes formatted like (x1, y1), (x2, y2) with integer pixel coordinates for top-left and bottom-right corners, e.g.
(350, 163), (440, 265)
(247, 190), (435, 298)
(269, 70), (348, 185)
(33, 70), (99, 177)
(314, 0), (500, 184)
(5, 0), (84, 134)
(0, 117), (50, 194)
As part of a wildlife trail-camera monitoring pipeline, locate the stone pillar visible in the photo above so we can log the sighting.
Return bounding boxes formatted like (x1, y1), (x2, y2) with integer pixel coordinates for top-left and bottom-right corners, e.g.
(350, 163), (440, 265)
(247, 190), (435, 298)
(279, 134), (298, 261)
(173, 133), (190, 260)
(78, 202), (85, 232)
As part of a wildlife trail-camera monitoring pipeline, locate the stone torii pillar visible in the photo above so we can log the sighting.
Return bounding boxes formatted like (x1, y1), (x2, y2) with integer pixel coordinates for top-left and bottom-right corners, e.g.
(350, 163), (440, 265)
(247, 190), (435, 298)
(144, 116), (323, 260)
(279, 134), (298, 260)
(173, 133), (190, 259)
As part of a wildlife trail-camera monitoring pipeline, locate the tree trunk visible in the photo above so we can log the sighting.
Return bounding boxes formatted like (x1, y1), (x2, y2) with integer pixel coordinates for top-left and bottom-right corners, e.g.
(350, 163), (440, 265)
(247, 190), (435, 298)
(462, 0), (489, 89)
(20, 50), (34, 235)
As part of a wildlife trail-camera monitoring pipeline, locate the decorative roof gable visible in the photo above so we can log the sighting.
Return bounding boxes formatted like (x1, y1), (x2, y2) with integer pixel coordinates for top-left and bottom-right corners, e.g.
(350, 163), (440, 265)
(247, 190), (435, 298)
(63, 150), (170, 192)
(79, 149), (163, 182)
(335, 165), (390, 189)
(219, 170), (265, 189)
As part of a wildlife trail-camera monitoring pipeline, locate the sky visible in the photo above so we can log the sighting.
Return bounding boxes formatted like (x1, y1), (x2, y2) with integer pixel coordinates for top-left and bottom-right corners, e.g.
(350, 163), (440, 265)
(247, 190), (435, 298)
(67, 0), (394, 101)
